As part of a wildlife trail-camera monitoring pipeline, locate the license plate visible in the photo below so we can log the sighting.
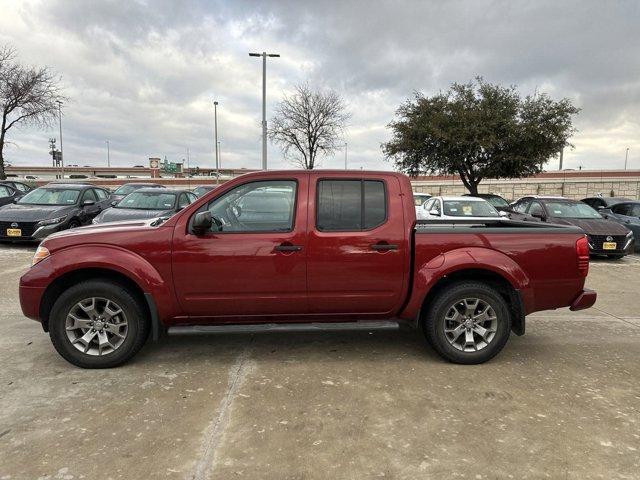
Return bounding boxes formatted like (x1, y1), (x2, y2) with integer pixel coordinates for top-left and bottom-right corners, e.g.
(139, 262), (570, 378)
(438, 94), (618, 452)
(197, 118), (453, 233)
(6, 228), (21, 237)
(602, 242), (617, 250)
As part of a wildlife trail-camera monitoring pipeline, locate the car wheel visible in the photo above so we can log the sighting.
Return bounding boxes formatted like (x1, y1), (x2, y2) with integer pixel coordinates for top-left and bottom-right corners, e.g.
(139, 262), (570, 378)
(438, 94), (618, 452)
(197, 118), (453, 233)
(48, 280), (150, 368)
(422, 281), (511, 364)
(68, 218), (81, 229)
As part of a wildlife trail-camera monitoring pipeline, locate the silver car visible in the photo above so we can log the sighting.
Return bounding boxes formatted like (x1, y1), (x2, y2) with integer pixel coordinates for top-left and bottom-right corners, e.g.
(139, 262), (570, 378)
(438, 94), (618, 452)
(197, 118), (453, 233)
(421, 196), (508, 221)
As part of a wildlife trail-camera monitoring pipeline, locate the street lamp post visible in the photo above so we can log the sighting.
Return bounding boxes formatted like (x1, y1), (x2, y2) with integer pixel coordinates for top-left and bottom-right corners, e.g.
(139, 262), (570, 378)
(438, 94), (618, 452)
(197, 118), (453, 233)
(218, 141), (221, 172)
(249, 51), (280, 170)
(106, 140), (110, 167)
(625, 148), (630, 170)
(213, 100), (219, 184)
(344, 142), (348, 169)
(57, 100), (64, 179)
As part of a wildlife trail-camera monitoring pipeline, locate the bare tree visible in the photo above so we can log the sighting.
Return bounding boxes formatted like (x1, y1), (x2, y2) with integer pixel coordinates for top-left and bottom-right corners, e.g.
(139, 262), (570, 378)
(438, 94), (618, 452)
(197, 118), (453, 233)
(0, 44), (66, 179)
(269, 83), (350, 169)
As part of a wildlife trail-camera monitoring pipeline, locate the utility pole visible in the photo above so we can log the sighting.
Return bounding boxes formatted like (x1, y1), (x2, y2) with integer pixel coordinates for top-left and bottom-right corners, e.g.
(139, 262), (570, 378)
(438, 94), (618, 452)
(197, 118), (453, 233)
(186, 147), (190, 189)
(218, 141), (221, 173)
(249, 51), (280, 170)
(625, 148), (629, 170)
(344, 142), (348, 169)
(213, 100), (219, 185)
(106, 140), (110, 167)
(558, 148), (563, 170)
(57, 100), (64, 179)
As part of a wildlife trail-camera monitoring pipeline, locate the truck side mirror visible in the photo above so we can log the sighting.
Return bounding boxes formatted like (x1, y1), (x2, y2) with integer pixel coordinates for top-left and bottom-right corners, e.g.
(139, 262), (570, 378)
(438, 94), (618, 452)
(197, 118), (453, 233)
(192, 211), (213, 234)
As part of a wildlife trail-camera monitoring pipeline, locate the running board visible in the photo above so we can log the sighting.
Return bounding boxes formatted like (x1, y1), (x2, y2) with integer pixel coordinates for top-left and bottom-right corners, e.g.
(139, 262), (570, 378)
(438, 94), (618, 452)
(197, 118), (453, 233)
(167, 321), (400, 335)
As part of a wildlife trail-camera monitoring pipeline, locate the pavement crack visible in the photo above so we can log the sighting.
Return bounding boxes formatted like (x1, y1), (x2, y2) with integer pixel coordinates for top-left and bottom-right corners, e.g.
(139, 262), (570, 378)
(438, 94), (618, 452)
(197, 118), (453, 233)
(592, 306), (640, 329)
(190, 339), (254, 480)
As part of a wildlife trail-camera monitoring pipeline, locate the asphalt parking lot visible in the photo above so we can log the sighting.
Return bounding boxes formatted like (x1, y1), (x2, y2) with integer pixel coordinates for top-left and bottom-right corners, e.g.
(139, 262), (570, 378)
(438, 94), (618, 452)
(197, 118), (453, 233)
(1, 245), (639, 480)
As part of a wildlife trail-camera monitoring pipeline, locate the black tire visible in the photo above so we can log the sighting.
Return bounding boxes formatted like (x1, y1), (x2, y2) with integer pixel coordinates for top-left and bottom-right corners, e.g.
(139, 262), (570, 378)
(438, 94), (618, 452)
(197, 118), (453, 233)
(422, 281), (512, 365)
(49, 280), (149, 368)
(67, 218), (81, 229)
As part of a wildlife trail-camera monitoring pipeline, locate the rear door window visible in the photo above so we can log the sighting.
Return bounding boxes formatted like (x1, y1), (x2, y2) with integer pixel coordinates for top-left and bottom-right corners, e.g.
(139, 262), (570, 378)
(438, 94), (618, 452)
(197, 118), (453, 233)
(316, 180), (387, 231)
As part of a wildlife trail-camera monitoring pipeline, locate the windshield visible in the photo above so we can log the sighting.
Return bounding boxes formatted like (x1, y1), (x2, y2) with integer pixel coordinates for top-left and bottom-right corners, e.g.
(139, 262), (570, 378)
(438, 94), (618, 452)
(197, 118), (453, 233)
(413, 195), (431, 206)
(546, 202), (602, 219)
(443, 200), (499, 217)
(117, 192), (176, 210)
(485, 196), (509, 208)
(114, 184), (145, 195)
(18, 188), (79, 206)
(194, 186), (213, 196)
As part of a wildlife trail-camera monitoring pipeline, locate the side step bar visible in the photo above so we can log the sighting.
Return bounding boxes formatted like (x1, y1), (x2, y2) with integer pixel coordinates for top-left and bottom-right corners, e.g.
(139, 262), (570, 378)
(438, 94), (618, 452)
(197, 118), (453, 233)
(168, 321), (400, 335)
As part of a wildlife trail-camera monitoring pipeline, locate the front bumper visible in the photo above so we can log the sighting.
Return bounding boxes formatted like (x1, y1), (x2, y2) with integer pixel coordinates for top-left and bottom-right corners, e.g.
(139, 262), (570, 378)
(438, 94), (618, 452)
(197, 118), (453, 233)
(587, 235), (634, 256)
(0, 222), (66, 242)
(569, 289), (597, 311)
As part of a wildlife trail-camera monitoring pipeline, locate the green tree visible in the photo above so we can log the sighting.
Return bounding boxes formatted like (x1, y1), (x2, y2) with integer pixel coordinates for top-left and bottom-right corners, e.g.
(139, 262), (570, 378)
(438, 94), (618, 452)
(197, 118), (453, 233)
(383, 78), (579, 194)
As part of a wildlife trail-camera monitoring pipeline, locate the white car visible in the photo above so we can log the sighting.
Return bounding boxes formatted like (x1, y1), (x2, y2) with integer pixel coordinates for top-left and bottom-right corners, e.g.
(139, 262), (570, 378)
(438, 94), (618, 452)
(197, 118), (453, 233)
(421, 196), (508, 221)
(413, 193), (432, 220)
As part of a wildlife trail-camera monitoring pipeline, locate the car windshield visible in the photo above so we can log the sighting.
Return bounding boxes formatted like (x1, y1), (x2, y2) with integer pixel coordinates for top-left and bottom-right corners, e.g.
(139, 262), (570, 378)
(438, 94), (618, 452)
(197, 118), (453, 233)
(546, 201), (602, 219)
(443, 200), (499, 217)
(194, 187), (213, 196)
(17, 188), (79, 206)
(117, 192), (176, 210)
(414, 195), (430, 206)
(485, 196), (509, 208)
(114, 184), (146, 195)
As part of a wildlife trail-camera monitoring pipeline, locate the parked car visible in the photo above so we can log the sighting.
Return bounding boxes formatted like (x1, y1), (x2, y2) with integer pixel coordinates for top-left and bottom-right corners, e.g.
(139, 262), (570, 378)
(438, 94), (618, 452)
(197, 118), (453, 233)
(599, 201), (640, 252)
(581, 196), (630, 210)
(464, 193), (511, 211)
(20, 170), (596, 368)
(0, 180), (33, 194)
(509, 196), (634, 258)
(413, 193), (432, 219)
(110, 183), (165, 202)
(421, 196), (507, 221)
(92, 188), (197, 224)
(0, 184), (113, 241)
(193, 185), (217, 197)
(0, 184), (23, 207)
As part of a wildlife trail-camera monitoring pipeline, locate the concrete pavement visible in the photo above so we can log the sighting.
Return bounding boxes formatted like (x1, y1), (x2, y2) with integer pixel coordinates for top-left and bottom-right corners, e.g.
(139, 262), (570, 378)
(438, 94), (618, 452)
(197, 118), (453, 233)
(0, 245), (638, 479)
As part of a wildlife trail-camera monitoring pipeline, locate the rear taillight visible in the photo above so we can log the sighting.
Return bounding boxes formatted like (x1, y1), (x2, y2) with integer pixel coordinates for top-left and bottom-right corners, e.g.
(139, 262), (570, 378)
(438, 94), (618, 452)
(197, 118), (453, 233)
(576, 236), (589, 277)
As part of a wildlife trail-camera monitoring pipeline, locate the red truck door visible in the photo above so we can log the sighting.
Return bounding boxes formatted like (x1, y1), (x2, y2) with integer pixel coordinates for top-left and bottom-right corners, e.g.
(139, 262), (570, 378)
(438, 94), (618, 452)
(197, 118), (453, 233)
(306, 174), (408, 316)
(171, 174), (309, 318)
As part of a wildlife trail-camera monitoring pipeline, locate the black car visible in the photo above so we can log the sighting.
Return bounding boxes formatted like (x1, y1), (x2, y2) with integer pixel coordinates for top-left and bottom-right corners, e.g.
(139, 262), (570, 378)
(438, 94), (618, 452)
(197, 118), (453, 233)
(581, 196), (630, 210)
(111, 182), (165, 202)
(192, 185), (217, 197)
(464, 193), (511, 211)
(509, 196), (634, 258)
(0, 184), (23, 207)
(92, 188), (196, 224)
(598, 201), (640, 252)
(0, 180), (33, 194)
(0, 184), (113, 241)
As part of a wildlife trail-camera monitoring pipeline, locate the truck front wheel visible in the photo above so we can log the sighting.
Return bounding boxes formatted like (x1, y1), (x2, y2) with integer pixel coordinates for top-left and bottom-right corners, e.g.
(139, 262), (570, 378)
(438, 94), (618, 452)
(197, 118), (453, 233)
(423, 281), (512, 364)
(48, 280), (150, 368)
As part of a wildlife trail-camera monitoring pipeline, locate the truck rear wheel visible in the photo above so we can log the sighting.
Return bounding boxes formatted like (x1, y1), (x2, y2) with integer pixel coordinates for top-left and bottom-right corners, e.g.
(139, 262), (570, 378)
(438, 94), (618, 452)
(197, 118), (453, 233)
(48, 280), (150, 368)
(423, 281), (511, 364)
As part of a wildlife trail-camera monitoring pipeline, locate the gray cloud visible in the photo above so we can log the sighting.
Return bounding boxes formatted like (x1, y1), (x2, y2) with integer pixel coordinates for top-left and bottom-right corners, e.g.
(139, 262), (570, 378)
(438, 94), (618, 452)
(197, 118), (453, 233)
(1, 0), (639, 171)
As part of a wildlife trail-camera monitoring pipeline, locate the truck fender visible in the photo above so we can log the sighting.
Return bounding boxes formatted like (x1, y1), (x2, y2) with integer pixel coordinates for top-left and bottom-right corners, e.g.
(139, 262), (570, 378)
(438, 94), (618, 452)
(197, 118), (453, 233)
(400, 247), (531, 323)
(32, 244), (177, 326)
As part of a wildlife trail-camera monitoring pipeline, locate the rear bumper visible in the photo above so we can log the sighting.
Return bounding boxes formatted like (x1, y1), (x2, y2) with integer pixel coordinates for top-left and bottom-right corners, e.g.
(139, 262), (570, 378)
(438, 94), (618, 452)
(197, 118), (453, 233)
(569, 289), (597, 311)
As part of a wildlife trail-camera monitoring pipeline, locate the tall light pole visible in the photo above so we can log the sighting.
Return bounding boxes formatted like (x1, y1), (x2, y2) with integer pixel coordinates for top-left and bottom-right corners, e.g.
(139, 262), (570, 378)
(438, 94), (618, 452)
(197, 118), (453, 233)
(218, 141), (221, 172)
(249, 51), (280, 170)
(106, 140), (110, 167)
(344, 142), (348, 169)
(57, 100), (64, 179)
(625, 147), (630, 170)
(213, 100), (219, 184)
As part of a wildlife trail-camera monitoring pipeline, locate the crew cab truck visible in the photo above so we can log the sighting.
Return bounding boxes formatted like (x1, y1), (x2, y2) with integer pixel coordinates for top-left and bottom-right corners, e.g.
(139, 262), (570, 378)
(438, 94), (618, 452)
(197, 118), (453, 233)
(19, 170), (596, 368)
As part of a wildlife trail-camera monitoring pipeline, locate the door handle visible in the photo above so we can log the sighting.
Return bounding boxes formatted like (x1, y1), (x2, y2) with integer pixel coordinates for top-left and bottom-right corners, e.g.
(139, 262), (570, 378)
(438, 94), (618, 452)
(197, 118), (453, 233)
(371, 242), (398, 251)
(275, 244), (303, 252)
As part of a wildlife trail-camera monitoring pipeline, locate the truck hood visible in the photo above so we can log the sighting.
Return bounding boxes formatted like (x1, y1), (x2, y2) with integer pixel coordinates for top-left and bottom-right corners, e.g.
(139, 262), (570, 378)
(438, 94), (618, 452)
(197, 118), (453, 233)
(0, 203), (75, 222)
(93, 208), (174, 224)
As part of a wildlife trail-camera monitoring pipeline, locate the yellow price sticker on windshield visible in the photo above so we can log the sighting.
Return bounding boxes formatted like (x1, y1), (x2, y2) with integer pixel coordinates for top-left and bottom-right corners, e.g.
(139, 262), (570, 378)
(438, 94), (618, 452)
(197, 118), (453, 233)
(462, 205), (473, 216)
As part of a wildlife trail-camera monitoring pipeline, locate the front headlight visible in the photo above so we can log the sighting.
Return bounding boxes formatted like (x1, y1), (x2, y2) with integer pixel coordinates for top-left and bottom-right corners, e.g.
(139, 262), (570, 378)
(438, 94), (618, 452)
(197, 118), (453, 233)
(32, 245), (50, 266)
(37, 215), (67, 227)
(626, 230), (634, 238)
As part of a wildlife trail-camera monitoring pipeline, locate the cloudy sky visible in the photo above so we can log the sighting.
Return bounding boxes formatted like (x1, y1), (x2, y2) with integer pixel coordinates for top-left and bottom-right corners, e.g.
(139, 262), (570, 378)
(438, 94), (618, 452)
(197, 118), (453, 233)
(1, 0), (639, 171)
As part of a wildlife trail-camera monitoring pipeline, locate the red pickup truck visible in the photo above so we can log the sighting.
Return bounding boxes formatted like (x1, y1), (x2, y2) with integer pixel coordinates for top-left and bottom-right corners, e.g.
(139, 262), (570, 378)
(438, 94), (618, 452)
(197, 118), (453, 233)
(19, 170), (596, 368)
